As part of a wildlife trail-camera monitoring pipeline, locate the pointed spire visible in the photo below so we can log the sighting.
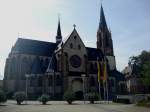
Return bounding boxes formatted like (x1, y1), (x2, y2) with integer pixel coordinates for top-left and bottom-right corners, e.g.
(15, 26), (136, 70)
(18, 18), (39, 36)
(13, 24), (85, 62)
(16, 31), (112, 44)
(99, 4), (108, 30)
(57, 18), (62, 36)
(56, 17), (62, 44)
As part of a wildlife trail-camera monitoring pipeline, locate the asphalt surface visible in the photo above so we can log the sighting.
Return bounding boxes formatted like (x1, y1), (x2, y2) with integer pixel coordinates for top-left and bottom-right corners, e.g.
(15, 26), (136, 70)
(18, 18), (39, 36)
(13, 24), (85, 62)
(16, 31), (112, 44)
(0, 100), (149, 112)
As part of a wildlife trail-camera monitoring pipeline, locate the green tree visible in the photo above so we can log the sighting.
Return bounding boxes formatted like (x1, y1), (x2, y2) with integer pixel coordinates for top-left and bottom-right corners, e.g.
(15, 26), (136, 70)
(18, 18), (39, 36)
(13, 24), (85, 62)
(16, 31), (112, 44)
(129, 50), (150, 85)
(141, 62), (150, 86)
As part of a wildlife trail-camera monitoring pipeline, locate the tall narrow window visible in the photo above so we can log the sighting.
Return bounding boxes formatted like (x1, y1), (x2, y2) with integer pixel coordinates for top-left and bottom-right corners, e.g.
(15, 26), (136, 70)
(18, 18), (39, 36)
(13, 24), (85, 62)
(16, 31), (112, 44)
(78, 45), (81, 50)
(70, 43), (73, 48)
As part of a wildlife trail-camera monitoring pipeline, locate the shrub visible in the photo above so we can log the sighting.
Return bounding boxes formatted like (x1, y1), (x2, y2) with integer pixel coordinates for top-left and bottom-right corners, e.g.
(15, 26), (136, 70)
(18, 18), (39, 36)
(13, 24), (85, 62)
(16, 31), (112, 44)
(38, 94), (49, 105)
(136, 99), (150, 107)
(115, 99), (130, 104)
(86, 92), (99, 104)
(14, 92), (26, 105)
(63, 89), (75, 104)
(0, 90), (7, 104)
(6, 91), (14, 99)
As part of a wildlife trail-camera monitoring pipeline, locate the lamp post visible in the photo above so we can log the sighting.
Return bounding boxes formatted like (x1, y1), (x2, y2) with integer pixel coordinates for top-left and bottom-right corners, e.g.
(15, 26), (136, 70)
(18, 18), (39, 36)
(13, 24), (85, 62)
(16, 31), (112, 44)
(81, 74), (86, 104)
(25, 74), (30, 104)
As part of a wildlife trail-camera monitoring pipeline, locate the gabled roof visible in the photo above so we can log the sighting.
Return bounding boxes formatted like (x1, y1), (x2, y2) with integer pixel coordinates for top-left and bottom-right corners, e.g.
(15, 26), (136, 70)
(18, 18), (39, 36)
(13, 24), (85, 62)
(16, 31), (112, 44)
(86, 47), (104, 61)
(12, 38), (57, 56)
(55, 28), (86, 52)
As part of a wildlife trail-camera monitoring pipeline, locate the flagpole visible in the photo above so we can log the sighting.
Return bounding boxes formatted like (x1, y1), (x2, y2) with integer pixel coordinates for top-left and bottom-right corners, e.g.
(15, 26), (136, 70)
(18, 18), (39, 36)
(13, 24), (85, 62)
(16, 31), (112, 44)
(106, 79), (109, 104)
(98, 81), (101, 103)
(103, 81), (106, 103)
(103, 59), (108, 104)
(97, 57), (102, 103)
(105, 60), (109, 104)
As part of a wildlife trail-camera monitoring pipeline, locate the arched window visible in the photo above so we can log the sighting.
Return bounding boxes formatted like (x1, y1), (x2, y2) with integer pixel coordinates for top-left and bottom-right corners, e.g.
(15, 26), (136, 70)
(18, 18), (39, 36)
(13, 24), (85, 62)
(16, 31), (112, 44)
(70, 43), (73, 48)
(56, 75), (62, 86)
(78, 45), (81, 50)
(30, 77), (35, 87)
(94, 63), (97, 71)
(105, 35), (109, 47)
(38, 77), (43, 87)
(90, 76), (95, 86)
(48, 75), (53, 86)
(90, 63), (94, 71)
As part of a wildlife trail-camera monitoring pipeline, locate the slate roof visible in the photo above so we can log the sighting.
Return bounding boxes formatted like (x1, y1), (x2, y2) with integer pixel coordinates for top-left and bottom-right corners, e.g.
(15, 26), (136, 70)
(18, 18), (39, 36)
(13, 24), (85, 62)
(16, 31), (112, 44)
(86, 47), (104, 61)
(12, 38), (104, 61)
(109, 70), (125, 81)
(31, 56), (45, 74)
(11, 38), (108, 75)
(12, 38), (57, 56)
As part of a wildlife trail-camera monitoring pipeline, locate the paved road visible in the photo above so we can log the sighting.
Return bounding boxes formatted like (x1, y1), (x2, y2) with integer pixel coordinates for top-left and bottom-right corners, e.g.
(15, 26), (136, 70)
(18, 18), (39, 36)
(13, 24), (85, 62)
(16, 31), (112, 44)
(0, 101), (149, 112)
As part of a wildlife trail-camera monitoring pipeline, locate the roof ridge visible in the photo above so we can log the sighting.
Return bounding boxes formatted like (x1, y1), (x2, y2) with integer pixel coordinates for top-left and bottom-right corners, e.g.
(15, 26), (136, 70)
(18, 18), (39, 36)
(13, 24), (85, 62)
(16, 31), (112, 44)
(18, 38), (56, 44)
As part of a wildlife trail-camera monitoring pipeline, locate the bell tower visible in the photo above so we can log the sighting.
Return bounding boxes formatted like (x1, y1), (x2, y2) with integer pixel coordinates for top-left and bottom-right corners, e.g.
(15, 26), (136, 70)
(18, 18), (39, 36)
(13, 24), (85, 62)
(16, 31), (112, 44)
(97, 5), (114, 56)
(97, 4), (116, 70)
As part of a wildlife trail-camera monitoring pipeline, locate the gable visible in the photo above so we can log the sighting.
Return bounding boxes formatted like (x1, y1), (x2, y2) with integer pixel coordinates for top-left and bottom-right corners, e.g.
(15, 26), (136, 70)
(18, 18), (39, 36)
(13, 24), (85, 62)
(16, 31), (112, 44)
(63, 29), (86, 53)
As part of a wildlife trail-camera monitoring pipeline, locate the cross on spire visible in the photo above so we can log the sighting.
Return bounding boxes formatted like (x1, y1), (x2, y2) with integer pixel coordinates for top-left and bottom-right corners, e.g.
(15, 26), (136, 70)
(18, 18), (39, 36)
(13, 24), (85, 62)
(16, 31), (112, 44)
(73, 24), (76, 29)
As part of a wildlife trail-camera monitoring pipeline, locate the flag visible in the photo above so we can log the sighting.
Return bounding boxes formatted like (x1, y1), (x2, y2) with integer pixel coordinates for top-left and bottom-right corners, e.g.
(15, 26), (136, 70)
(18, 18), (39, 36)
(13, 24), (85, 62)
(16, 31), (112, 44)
(103, 61), (107, 83)
(97, 58), (101, 82)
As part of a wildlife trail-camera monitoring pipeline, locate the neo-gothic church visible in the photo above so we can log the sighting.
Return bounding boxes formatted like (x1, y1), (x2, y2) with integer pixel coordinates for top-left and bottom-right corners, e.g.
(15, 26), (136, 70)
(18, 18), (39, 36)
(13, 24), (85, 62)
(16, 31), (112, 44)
(3, 5), (126, 99)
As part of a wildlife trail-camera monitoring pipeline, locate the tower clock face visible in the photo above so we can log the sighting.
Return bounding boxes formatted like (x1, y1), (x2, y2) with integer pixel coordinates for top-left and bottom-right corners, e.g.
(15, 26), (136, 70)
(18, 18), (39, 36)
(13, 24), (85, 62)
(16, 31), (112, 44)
(70, 55), (81, 68)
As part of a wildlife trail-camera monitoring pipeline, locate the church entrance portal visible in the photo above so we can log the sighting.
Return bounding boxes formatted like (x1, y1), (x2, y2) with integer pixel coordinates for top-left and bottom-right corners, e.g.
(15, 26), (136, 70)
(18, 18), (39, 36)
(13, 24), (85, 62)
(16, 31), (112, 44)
(72, 79), (83, 99)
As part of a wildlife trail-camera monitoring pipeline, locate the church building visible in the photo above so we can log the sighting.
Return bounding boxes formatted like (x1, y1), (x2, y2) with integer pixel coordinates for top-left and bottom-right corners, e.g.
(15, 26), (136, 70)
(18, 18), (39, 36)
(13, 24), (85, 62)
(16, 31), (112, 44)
(3, 5), (126, 100)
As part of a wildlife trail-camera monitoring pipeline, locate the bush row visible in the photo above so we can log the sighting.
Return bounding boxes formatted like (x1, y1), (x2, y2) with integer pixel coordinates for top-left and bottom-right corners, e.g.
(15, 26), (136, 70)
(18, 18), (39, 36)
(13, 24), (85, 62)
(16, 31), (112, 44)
(0, 89), (100, 105)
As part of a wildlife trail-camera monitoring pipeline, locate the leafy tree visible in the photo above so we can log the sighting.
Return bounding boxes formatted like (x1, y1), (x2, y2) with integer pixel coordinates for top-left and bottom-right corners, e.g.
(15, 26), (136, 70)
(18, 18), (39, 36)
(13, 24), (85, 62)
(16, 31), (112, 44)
(0, 90), (7, 104)
(63, 89), (75, 104)
(141, 62), (150, 86)
(129, 50), (150, 85)
(14, 92), (26, 105)
(38, 94), (49, 105)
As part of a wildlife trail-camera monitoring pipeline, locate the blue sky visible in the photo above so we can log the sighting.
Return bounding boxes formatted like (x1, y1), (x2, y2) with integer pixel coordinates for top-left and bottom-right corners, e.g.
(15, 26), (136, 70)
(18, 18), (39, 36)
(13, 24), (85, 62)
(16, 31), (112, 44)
(0, 0), (150, 79)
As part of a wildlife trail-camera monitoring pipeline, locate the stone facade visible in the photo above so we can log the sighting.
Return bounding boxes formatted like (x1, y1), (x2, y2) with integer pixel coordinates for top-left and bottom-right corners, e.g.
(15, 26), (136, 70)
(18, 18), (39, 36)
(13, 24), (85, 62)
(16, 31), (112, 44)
(3, 5), (126, 100)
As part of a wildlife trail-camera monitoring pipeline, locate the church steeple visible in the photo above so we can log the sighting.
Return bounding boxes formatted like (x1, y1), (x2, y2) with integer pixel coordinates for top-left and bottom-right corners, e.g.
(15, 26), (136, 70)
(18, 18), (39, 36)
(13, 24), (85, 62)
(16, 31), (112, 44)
(97, 4), (116, 70)
(97, 4), (114, 56)
(56, 18), (62, 44)
(99, 5), (108, 30)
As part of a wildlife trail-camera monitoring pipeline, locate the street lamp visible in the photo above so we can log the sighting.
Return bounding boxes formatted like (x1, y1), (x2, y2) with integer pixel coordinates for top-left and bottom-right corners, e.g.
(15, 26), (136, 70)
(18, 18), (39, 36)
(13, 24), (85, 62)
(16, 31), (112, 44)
(25, 74), (30, 104)
(81, 74), (86, 104)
